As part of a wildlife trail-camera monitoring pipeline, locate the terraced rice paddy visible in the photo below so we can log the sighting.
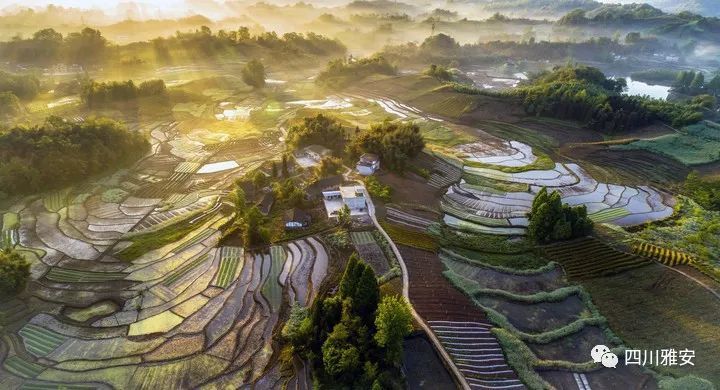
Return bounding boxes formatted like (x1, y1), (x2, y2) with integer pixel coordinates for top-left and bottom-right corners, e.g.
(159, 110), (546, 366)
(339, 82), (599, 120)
(445, 161), (675, 236)
(543, 237), (650, 279)
(3, 357), (44, 379)
(0, 118), (318, 389)
(44, 268), (127, 283)
(214, 247), (243, 288)
(19, 325), (67, 357)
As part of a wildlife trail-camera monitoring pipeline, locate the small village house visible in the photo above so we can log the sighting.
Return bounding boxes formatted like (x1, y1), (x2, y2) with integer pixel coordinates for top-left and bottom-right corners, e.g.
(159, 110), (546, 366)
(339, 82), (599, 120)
(356, 153), (380, 176)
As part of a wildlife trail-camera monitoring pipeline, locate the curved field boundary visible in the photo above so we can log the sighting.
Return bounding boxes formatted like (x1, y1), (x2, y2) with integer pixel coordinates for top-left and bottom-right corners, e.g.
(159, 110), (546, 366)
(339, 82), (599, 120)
(162, 253), (210, 287)
(45, 269), (126, 283)
(19, 325), (67, 358)
(262, 247), (286, 312)
(3, 356), (44, 379)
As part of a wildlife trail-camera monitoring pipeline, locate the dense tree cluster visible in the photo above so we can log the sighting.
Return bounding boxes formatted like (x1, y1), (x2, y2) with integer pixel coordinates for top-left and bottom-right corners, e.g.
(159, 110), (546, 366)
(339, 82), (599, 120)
(513, 65), (704, 131)
(424, 64), (454, 82)
(674, 70), (720, 97)
(0, 27), (107, 66)
(81, 79), (167, 108)
(152, 28), (346, 63)
(0, 92), (21, 118)
(527, 187), (593, 243)
(0, 116), (149, 195)
(287, 114), (347, 153)
(351, 121), (425, 172)
(241, 59), (266, 89)
(283, 254), (412, 389)
(382, 33), (667, 66)
(0, 71), (40, 100)
(316, 55), (396, 88)
(0, 249), (30, 296)
(684, 172), (720, 211)
(0, 26), (344, 68)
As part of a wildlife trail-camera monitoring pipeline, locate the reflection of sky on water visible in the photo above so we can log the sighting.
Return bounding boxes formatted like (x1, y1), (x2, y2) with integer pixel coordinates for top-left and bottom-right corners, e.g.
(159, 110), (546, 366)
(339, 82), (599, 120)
(623, 77), (670, 100)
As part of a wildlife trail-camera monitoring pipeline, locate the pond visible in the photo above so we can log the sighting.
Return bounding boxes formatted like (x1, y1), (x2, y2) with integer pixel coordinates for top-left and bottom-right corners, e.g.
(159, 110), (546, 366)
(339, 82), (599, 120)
(623, 77), (670, 100)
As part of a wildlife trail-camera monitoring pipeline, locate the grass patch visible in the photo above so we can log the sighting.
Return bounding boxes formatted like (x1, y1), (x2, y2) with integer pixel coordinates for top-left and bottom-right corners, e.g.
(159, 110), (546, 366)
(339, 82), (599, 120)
(101, 188), (129, 203)
(582, 264), (720, 384)
(615, 121), (720, 166)
(379, 220), (438, 252)
(429, 222), (533, 254)
(117, 213), (214, 261)
(476, 120), (558, 155)
(440, 248), (553, 274)
(633, 197), (720, 277)
(416, 121), (475, 148)
(462, 172), (530, 193)
(463, 151), (555, 173)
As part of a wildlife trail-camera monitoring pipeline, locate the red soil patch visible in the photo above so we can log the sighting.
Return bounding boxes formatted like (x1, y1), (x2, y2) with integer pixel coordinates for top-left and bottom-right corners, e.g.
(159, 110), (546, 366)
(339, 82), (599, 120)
(400, 245), (486, 322)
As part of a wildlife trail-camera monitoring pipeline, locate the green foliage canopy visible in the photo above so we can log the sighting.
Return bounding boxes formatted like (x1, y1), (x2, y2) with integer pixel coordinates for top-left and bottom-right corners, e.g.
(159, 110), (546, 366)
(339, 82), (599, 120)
(527, 187), (593, 243)
(0, 249), (30, 295)
(0, 116), (149, 195)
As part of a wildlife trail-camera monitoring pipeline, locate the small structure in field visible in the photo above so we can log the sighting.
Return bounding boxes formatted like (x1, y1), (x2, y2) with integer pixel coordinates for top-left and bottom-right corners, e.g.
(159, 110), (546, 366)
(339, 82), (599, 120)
(294, 144), (332, 168)
(322, 185), (367, 218)
(258, 191), (275, 215)
(356, 153), (380, 175)
(284, 208), (312, 230)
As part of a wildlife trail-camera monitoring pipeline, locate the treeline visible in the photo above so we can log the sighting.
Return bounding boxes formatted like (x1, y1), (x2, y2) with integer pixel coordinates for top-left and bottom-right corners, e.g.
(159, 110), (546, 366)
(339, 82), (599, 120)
(81, 79), (167, 108)
(0, 27), (107, 66)
(152, 27), (346, 63)
(673, 70), (720, 96)
(382, 33), (669, 66)
(512, 65), (704, 131)
(316, 55), (396, 88)
(0, 26), (345, 67)
(0, 116), (149, 195)
(282, 254), (412, 389)
(0, 71), (40, 100)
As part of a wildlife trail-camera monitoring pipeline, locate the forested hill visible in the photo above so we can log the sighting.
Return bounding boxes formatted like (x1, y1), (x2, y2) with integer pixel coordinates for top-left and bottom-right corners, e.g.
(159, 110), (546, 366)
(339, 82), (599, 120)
(510, 65), (705, 132)
(559, 3), (720, 42)
(0, 117), (149, 195)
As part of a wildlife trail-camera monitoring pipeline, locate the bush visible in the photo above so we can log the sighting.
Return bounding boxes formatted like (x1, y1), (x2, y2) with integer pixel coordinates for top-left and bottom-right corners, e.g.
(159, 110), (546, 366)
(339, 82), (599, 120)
(316, 55), (396, 88)
(658, 375), (715, 390)
(241, 59), (266, 89)
(0, 249), (30, 295)
(0, 92), (21, 118)
(364, 176), (391, 202)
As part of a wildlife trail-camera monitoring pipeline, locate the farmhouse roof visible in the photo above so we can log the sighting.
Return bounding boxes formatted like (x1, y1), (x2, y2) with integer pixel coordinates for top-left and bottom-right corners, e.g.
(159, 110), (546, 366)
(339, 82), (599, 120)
(358, 153), (379, 167)
(306, 175), (344, 197)
(284, 208), (311, 225)
(340, 186), (364, 199)
(304, 144), (332, 156)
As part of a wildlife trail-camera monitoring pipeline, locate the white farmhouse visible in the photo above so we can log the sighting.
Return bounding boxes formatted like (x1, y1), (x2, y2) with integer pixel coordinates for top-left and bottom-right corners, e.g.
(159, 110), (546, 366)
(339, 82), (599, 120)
(322, 185), (367, 218)
(356, 153), (380, 176)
